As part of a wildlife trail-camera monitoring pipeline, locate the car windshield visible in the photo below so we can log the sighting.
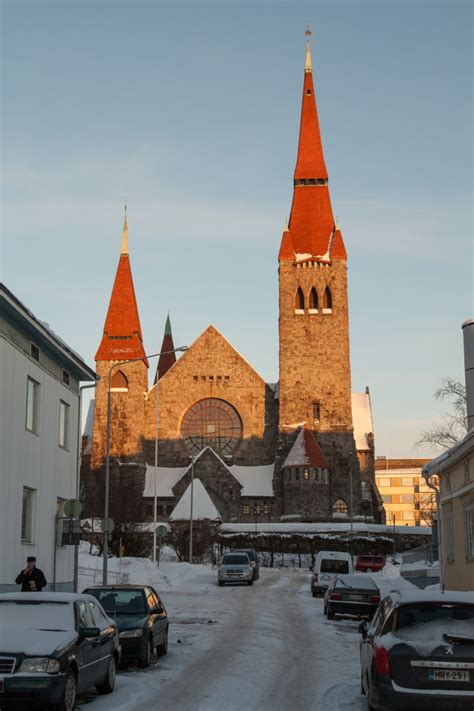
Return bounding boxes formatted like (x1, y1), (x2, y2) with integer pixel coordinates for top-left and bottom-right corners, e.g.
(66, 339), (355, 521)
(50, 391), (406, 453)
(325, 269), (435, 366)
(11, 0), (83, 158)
(222, 555), (249, 566)
(397, 603), (474, 630)
(0, 600), (74, 631)
(85, 589), (146, 615)
(236, 551), (255, 562)
(320, 559), (349, 574)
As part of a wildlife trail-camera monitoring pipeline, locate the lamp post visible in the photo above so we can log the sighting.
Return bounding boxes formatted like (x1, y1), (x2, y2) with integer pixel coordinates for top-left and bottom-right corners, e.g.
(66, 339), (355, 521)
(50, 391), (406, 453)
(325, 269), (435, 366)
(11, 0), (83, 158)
(349, 459), (354, 534)
(102, 345), (188, 585)
(189, 454), (195, 563)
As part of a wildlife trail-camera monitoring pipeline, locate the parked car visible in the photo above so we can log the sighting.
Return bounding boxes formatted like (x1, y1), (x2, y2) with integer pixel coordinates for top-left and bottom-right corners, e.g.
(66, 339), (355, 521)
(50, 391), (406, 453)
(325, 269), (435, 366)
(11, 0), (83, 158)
(83, 585), (168, 667)
(355, 554), (386, 573)
(359, 589), (474, 710)
(218, 553), (254, 586)
(311, 551), (354, 597)
(233, 549), (260, 580)
(324, 574), (381, 620)
(0, 592), (120, 711)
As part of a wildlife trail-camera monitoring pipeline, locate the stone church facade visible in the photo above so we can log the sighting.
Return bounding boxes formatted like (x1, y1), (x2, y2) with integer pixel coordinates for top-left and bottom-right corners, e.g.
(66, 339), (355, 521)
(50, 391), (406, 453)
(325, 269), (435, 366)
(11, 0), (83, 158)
(82, 35), (383, 526)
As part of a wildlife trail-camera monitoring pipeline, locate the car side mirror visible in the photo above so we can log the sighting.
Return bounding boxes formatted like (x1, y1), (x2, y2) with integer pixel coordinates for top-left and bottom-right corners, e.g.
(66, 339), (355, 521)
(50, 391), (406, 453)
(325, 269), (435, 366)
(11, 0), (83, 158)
(358, 621), (369, 639)
(79, 626), (100, 639)
(151, 606), (165, 615)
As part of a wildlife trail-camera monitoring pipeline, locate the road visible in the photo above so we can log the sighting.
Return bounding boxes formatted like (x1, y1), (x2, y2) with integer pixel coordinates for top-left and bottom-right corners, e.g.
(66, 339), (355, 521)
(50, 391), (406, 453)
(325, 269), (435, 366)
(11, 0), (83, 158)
(86, 566), (365, 711)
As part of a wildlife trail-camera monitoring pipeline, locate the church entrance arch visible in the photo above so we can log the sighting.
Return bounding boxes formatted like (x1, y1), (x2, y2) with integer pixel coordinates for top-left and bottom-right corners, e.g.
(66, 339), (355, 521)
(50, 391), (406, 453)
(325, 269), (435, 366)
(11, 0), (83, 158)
(181, 398), (242, 456)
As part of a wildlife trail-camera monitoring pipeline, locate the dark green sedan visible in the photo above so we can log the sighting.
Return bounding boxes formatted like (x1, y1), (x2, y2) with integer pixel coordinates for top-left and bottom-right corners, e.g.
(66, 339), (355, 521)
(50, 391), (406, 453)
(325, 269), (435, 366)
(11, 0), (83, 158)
(83, 585), (169, 667)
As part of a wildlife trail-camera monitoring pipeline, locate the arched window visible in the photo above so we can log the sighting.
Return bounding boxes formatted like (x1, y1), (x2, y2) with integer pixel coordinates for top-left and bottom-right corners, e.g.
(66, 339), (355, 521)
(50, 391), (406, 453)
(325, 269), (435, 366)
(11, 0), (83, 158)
(323, 286), (333, 313)
(294, 287), (305, 312)
(110, 370), (128, 392)
(181, 397), (242, 456)
(332, 498), (348, 516)
(309, 287), (318, 312)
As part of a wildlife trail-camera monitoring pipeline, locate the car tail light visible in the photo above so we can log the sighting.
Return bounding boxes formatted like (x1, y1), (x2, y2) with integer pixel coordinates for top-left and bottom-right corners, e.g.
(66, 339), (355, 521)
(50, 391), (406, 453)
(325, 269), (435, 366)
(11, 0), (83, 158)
(374, 645), (391, 678)
(313, 574), (318, 582)
(370, 595), (381, 604)
(330, 592), (342, 600)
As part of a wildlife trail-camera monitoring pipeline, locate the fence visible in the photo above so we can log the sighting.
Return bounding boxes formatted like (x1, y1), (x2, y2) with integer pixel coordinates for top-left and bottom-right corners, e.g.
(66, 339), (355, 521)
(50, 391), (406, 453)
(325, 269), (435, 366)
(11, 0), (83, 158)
(78, 566), (130, 585)
(400, 542), (438, 566)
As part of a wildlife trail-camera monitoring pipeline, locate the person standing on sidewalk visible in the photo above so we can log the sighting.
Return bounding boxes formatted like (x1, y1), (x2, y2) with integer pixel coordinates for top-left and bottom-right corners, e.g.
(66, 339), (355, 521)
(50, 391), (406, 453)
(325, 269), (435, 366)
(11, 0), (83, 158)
(15, 556), (47, 592)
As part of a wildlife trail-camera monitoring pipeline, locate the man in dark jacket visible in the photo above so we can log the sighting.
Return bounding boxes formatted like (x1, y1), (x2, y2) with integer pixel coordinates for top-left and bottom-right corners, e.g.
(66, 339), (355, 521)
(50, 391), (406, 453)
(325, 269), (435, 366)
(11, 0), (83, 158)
(15, 556), (47, 592)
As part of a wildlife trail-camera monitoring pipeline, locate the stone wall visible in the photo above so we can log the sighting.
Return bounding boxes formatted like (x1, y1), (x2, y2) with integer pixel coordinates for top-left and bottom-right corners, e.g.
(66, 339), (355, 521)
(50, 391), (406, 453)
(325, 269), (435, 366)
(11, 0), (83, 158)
(91, 359), (148, 467)
(278, 259), (352, 431)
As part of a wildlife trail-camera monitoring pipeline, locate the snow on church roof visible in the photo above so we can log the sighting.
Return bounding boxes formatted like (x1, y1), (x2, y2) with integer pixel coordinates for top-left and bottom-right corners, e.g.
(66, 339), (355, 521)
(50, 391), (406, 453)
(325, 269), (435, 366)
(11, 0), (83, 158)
(352, 391), (374, 451)
(170, 479), (221, 521)
(282, 427), (329, 469)
(143, 446), (275, 499)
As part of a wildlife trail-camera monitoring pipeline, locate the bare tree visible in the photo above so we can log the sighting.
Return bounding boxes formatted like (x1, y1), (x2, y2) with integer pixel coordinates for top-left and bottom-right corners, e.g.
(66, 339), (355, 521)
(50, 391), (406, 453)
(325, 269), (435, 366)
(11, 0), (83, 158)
(417, 378), (467, 452)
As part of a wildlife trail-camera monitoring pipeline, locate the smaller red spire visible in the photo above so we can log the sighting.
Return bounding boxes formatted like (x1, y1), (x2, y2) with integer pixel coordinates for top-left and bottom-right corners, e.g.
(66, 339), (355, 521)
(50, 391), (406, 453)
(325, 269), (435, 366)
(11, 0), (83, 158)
(95, 215), (148, 364)
(282, 426), (330, 469)
(154, 314), (176, 382)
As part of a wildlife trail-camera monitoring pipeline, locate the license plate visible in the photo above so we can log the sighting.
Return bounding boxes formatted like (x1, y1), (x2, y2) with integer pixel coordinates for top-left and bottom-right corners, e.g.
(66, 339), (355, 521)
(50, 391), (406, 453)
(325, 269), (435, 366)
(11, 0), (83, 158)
(348, 594), (365, 601)
(320, 574), (331, 582)
(429, 670), (470, 682)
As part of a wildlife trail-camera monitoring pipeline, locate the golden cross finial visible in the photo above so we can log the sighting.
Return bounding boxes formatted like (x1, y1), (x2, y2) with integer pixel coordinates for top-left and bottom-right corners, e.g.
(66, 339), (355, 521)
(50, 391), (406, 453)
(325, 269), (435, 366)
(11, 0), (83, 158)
(305, 23), (312, 38)
(124, 203), (127, 222)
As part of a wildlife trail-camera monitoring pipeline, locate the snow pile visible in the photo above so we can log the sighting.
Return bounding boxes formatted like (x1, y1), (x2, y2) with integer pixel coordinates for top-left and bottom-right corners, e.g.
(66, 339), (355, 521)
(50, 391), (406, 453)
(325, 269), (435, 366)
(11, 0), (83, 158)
(78, 548), (213, 594)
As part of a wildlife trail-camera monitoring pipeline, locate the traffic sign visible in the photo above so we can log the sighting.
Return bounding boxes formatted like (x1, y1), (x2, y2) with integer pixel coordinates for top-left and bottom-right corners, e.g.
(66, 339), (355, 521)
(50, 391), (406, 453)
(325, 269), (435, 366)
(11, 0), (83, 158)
(61, 519), (81, 546)
(63, 499), (82, 518)
(102, 518), (115, 534)
(155, 524), (169, 538)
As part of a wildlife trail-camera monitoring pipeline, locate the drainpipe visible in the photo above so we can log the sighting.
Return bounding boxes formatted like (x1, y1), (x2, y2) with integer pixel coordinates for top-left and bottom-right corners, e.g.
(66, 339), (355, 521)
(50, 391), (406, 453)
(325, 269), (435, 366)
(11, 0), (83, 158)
(74, 379), (100, 592)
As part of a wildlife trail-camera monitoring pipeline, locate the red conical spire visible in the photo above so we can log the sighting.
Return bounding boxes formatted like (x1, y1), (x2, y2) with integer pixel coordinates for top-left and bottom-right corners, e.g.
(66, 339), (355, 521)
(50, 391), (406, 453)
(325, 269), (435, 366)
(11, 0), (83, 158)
(279, 29), (346, 262)
(95, 212), (148, 364)
(154, 314), (176, 382)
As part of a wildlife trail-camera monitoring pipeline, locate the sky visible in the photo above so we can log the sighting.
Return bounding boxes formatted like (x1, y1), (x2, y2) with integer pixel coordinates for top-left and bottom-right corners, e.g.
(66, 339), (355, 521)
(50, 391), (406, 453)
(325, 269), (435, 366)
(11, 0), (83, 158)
(1, 0), (473, 457)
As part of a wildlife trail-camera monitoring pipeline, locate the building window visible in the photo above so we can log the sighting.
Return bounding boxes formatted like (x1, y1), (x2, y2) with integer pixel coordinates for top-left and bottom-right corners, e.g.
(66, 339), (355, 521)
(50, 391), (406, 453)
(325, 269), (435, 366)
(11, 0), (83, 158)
(193, 375), (198, 381)
(181, 397), (242, 456)
(62, 370), (70, 386)
(309, 287), (318, 312)
(243, 505), (250, 515)
(332, 498), (348, 516)
(26, 377), (39, 434)
(464, 505), (474, 559)
(263, 503), (270, 515)
(110, 370), (128, 392)
(464, 459), (471, 484)
(294, 287), (305, 312)
(312, 401), (321, 422)
(382, 494), (392, 503)
(30, 343), (40, 361)
(303, 468), (310, 480)
(59, 400), (70, 449)
(361, 481), (371, 500)
(254, 504), (262, 515)
(21, 487), (35, 543)
(322, 287), (332, 313)
(445, 512), (454, 562)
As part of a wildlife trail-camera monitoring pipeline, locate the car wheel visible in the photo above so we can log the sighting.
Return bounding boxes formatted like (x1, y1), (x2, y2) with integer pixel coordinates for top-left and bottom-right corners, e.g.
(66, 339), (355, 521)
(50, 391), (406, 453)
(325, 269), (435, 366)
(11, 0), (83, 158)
(248, 579), (253, 586)
(96, 656), (117, 695)
(312, 590), (317, 597)
(360, 672), (366, 695)
(156, 629), (168, 656)
(56, 669), (77, 711)
(218, 581), (224, 587)
(138, 637), (152, 668)
(327, 607), (334, 620)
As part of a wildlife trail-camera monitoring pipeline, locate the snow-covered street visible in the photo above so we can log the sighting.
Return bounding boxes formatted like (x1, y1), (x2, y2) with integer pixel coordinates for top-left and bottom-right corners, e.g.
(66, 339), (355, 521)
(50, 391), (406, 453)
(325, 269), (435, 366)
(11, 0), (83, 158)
(76, 558), (411, 711)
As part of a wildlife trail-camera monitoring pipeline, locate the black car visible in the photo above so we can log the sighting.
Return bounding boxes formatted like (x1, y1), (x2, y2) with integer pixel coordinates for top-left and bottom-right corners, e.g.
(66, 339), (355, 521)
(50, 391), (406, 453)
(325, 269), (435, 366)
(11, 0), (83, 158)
(359, 590), (474, 710)
(324, 574), (380, 620)
(233, 549), (260, 580)
(83, 585), (168, 667)
(0, 592), (120, 711)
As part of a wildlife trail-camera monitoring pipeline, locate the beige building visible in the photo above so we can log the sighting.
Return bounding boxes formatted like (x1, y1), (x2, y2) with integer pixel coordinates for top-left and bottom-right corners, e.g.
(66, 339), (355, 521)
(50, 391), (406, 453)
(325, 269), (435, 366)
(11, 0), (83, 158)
(375, 459), (436, 527)
(423, 319), (474, 592)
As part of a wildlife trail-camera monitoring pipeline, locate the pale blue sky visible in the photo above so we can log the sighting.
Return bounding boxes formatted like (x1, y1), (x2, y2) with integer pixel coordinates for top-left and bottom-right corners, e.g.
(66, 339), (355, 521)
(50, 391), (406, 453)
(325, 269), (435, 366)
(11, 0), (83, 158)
(2, 0), (472, 456)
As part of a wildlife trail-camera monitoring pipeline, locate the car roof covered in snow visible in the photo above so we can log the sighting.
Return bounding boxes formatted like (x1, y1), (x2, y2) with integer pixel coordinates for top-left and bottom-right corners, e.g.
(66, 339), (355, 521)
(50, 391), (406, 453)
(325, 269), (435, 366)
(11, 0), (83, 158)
(384, 589), (474, 606)
(316, 550), (352, 560)
(334, 574), (379, 590)
(0, 592), (96, 603)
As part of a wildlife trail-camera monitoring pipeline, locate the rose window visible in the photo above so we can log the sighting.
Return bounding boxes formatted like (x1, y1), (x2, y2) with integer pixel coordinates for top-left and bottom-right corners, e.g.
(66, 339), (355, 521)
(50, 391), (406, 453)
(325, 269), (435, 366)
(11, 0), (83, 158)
(181, 398), (242, 456)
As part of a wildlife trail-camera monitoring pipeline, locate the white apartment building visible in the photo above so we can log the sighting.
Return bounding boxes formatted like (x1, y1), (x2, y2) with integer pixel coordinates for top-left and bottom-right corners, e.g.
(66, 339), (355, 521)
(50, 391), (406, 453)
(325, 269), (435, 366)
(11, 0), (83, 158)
(0, 284), (95, 592)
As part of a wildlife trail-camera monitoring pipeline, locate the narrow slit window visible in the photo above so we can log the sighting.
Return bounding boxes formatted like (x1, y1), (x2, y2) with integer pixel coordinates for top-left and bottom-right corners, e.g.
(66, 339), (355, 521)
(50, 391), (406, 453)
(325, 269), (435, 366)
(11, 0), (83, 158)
(309, 287), (318, 312)
(323, 286), (333, 312)
(295, 287), (305, 311)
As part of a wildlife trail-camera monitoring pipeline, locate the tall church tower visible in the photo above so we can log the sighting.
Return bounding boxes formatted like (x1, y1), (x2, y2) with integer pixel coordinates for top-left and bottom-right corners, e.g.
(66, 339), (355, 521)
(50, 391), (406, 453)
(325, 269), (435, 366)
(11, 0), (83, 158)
(279, 31), (352, 434)
(91, 213), (149, 467)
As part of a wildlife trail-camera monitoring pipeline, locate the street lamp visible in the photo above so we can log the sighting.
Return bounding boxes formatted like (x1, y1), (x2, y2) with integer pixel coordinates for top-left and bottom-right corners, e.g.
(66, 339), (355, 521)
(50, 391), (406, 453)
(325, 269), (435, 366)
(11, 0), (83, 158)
(189, 453), (195, 563)
(102, 345), (188, 585)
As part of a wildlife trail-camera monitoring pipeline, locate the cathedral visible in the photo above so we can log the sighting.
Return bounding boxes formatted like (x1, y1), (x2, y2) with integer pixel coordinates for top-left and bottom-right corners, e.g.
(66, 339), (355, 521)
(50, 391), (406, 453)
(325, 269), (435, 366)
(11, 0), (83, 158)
(82, 34), (383, 526)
